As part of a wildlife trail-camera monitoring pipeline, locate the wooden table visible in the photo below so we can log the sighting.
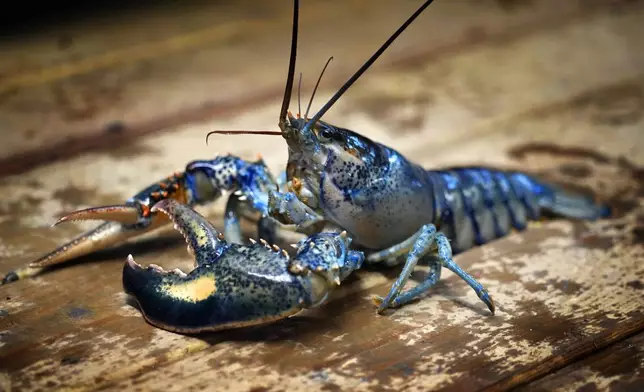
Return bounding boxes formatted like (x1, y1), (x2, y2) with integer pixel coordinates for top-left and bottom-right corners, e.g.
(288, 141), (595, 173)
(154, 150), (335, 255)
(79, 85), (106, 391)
(0, 1), (643, 390)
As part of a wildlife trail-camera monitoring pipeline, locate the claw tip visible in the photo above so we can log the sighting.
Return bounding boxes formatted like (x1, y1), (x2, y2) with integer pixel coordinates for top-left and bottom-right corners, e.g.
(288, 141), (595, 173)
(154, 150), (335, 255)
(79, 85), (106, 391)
(150, 199), (171, 213)
(52, 217), (66, 227)
(126, 254), (141, 269)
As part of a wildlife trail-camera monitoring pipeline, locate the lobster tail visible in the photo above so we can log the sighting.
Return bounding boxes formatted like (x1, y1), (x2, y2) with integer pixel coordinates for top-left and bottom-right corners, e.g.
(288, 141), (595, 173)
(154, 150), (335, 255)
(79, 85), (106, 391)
(538, 185), (611, 221)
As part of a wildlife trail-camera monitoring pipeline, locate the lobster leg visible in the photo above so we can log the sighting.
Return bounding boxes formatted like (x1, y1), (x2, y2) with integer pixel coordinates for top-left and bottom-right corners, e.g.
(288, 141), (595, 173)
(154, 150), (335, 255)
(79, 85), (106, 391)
(224, 169), (297, 245)
(377, 259), (442, 309)
(222, 191), (283, 245)
(257, 215), (281, 247)
(256, 170), (290, 245)
(224, 193), (247, 245)
(371, 224), (495, 315)
(366, 233), (422, 267)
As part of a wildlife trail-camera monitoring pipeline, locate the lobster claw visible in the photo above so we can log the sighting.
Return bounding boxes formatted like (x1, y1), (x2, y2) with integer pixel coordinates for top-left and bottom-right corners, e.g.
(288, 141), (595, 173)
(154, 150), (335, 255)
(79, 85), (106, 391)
(0, 202), (169, 286)
(53, 204), (144, 226)
(123, 199), (307, 333)
(123, 199), (365, 334)
(30, 202), (167, 269)
(123, 199), (232, 332)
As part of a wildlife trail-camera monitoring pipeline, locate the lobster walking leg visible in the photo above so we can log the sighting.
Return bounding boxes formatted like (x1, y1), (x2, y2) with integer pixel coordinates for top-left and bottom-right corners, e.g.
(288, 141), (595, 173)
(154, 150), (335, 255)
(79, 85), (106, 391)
(435, 233), (494, 312)
(372, 224), (495, 314)
(255, 170), (290, 245)
(377, 259), (442, 309)
(224, 193), (250, 244)
(257, 215), (280, 246)
(224, 190), (289, 245)
(366, 233), (422, 267)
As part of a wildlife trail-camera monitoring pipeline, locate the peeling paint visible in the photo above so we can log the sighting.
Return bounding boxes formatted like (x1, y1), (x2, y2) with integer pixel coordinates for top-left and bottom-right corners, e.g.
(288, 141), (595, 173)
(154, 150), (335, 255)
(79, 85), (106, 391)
(0, 2), (643, 390)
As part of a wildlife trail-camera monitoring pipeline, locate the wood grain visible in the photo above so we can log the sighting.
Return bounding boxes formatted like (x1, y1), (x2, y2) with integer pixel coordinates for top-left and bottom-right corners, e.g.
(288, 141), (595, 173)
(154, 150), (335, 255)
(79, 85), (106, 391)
(483, 321), (644, 391)
(519, 332), (644, 391)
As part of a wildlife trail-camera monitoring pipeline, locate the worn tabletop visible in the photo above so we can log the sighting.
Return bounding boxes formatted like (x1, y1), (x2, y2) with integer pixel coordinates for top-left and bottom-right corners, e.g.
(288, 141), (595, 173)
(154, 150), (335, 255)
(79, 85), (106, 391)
(0, 1), (643, 391)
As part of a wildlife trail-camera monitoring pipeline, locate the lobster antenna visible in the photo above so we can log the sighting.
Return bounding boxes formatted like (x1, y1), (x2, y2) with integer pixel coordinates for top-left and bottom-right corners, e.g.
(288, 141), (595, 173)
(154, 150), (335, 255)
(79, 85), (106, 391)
(297, 72), (303, 117)
(304, 0), (434, 131)
(206, 130), (281, 145)
(279, 0), (299, 126)
(205, 0), (297, 145)
(304, 56), (334, 120)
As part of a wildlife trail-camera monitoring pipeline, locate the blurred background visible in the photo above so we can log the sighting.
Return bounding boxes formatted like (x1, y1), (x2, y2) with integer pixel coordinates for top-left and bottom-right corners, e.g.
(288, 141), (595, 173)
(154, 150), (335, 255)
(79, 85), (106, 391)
(3, 0), (642, 178)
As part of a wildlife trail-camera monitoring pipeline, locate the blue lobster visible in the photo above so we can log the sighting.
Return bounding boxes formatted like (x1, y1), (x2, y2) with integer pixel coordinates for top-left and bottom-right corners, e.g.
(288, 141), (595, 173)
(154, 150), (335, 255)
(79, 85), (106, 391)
(2, 0), (610, 333)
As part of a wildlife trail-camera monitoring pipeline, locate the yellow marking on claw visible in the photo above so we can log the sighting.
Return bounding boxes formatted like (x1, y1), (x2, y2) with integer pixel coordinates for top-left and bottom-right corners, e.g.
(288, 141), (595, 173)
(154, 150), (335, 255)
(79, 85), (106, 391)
(160, 274), (217, 303)
(187, 220), (211, 247)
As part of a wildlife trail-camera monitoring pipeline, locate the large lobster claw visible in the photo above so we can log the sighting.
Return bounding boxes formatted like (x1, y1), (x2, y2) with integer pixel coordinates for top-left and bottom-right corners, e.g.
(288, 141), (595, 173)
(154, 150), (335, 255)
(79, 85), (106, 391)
(123, 199), (364, 334)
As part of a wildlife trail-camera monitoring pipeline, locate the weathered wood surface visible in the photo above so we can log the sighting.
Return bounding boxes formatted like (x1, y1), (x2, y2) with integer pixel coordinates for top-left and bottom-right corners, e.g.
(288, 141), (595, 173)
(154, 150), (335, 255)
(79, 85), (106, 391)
(0, 0), (635, 175)
(1, 1), (644, 391)
(522, 333), (644, 392)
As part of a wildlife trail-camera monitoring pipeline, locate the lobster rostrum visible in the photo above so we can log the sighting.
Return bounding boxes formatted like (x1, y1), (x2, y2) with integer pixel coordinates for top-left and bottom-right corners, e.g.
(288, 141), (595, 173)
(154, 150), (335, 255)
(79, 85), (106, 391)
(123, 198), (364, 333)
(213, 0), (612, 315)
(1, 154), (283, 285)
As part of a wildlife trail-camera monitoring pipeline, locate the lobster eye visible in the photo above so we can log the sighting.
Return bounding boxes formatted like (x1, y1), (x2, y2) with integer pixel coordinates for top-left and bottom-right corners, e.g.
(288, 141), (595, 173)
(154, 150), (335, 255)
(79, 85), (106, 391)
(319, 128), (333, 141)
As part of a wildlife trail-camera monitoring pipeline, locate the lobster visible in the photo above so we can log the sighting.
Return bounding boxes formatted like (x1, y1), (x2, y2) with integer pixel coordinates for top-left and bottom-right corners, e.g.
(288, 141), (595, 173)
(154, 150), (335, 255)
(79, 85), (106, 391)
(2, 0), (611, 333)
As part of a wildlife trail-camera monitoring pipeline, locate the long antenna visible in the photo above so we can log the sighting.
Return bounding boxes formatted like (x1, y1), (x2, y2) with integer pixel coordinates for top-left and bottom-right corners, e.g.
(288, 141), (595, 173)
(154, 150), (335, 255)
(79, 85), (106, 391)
(297, 72), (303, 116)
(304, 0), (434, 130)
(304, 56), (334, 120)
(206, 130), (281, 145)
(279, 0), (299, 125)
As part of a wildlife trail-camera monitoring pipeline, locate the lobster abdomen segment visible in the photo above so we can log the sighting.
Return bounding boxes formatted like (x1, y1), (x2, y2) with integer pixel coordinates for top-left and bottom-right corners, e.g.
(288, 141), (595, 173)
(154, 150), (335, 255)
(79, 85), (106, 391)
(429, 168), (610, 254)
